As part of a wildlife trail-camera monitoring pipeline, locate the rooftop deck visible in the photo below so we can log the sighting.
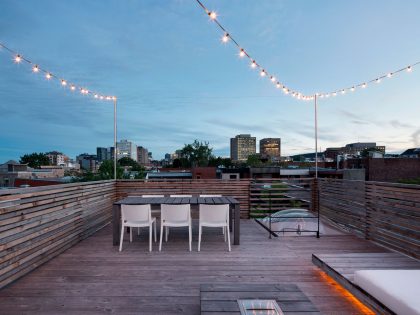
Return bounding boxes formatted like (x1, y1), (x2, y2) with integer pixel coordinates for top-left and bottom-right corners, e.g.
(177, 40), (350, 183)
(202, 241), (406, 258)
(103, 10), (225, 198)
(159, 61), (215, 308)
(0, 220), (386, 314)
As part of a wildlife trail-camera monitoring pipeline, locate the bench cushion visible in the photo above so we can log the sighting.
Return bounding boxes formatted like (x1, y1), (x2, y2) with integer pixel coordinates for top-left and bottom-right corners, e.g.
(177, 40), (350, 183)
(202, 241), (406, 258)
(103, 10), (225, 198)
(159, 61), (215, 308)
(354, 270), (420, 315)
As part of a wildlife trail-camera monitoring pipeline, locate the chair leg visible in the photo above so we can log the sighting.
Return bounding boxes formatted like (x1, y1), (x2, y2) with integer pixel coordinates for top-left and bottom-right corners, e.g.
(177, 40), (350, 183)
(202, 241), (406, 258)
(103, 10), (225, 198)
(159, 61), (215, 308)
(159, 223), (163, 251)
(224, 226), (227, 242)
(227, 225), (231, 252)
(154, 220), (157, 242)
(189, 224), (192, 252)
(119, 224), (125, 252)
(198, 225), (202, 252)
(149, 224), (152, 252)
(165, 226), (169, 242)
(130, 227), (133, 243)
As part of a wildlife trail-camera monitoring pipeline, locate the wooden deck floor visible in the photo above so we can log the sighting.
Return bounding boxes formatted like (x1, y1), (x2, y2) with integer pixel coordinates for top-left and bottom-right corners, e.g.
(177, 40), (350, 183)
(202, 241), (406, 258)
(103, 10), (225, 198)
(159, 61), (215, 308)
(0, 220), (389, 315)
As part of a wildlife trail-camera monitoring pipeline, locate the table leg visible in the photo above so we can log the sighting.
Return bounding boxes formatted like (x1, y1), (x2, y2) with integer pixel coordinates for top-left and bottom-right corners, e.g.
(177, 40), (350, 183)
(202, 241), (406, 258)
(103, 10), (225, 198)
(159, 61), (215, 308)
(113, 204), (121, 246)
(234, 203), (240, 245)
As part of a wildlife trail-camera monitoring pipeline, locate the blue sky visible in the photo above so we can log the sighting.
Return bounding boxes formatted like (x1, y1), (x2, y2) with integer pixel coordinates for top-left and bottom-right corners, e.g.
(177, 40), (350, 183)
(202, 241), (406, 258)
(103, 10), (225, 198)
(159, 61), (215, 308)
(1, 0), (419, 161)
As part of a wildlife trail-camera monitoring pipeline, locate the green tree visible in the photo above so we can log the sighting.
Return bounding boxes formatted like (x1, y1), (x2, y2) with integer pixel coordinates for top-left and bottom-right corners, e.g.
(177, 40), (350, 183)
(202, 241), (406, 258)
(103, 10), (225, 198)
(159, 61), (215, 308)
(20, 153), (50, 168)
(179, 140), (213, 167)
(246, 154), (263, 167)
(98, 160), (124, 179)
(208, 157), (233, 168)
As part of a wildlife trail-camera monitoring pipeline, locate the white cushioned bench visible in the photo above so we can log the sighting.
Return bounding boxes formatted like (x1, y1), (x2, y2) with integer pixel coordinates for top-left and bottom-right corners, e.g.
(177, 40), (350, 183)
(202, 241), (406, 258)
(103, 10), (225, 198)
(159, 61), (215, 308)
(354, 270), (420, 315)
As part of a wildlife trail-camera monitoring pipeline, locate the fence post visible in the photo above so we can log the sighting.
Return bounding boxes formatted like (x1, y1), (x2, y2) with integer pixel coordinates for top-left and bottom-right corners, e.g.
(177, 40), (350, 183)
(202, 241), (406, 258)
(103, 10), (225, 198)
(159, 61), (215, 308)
(311, 178), (320, 238)
(365, 182), (371, 240)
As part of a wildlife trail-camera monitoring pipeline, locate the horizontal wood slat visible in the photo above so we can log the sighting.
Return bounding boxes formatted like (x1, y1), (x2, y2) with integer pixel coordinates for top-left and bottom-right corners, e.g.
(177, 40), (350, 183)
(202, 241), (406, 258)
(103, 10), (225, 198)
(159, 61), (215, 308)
(115, 179), (251, 219)
(319, 178), (420, 259)
(0, 180), (115, 289)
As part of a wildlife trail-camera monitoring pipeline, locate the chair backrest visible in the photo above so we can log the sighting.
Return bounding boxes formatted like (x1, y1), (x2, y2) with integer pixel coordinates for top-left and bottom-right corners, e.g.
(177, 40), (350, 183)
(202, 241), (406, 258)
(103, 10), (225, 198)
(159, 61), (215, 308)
(142, 195), (165, 198)
(161, 204), (191, 222)
(121, 204), (151, 222)
(200, 194), (222, 197)
(170, 194), (192, 198)
(199, 204), (229, 223)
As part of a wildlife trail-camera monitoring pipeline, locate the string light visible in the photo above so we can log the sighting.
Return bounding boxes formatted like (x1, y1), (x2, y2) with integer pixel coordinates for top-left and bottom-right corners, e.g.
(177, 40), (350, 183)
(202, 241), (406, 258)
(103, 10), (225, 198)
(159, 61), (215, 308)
(0, 42), (115, 102)
(14, 54), (22, 63)
(195, 0), (420, 101)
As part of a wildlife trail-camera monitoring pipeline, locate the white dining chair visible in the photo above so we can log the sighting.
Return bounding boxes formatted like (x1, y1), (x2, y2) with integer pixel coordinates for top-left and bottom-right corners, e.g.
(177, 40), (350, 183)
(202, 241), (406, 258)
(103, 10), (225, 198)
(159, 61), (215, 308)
(170, 195), (192, 197)
(140, 195), (164, 235)
(159, 204), (192, 251)
(198, 204), (231, 252)
(119, 204), (156, 252)
(200, 195), (225, 235)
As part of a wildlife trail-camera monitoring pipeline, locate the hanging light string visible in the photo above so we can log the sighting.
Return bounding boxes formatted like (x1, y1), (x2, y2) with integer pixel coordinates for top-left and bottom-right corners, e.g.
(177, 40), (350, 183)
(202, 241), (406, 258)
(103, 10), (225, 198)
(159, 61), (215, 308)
(195, 0), (419, 101)
(0, 42), (116, 101)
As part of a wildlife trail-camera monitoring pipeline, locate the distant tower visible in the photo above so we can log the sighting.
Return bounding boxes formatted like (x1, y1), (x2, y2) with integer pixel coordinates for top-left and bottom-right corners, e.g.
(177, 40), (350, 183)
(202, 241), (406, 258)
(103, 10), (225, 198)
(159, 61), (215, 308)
(230, 134), (256, 162)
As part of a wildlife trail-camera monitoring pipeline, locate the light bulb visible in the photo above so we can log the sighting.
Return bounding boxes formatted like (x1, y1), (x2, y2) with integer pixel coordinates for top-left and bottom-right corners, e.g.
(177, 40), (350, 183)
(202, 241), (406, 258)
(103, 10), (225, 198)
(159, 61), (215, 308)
(45, 73), (52, 80)
(341, 89), (346, 94)
(239, 49), (245, 58)
(100, 96), (104, 100)
(376, 78), (381, 84)
(260, 70), (266, 77)
(326, 93), (330, 98)
(106, 96), (111, 100)
(94, 94), (99, 99)
(70, 85), (76, 91)
(61, 80), (67, 86)
(333, 92), (337, 97)
(407, 66), (412, 72)
(32, 65), (39, 73)
(221, 33), (230, 43)
(250, 60), (257, 69)
(362, 83), (367, 88)
(14, 55), (22, 63)
(276, 82), (281, 89)
(387, 72), (393, 78)
(351, 87), (355, 92)
(112, 96), (117, 101)
(270, 76), (276, 82)
(208, 11), (217, 20)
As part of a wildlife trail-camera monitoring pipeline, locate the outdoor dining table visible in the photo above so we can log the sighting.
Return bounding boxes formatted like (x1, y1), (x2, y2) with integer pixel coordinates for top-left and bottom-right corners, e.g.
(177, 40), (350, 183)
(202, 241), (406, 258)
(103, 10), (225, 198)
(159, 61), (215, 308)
(113, 196), (241, 246)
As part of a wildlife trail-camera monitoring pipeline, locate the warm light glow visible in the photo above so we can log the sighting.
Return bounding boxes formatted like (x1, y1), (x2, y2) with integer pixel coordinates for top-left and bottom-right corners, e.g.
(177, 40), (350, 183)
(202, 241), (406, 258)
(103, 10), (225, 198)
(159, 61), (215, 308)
(351, 86), (355, 92)
(260, 69), (266, 77)
(112, 96), (117, 101)
(407, 66), (412, 72)
(45, 73), (52, 80)
(318, 271), (375, 314)
(221, 33), (230, 43)
(239, 49), (245, 58)
(387, 72), (393, 78)
(61, 79), (67, 86)
(341, 89), (346, 94)
(333, 92), (337, 97)
(70, 85), (76, 91)
(94, 94), (99, 98)
(270, 76), (276, 82)
(326, 93), (330, 98)
(276, 82), (281, 88)
(250, 60), (257, 69)
(32, 65), (39, 73)
(106, 96), (111, 100)
(100, 96), (104, 100)
(14, 55), (22, 63)
(376, 78), (381, 84)
(208, 11), (217, 20)
(362, 83), (367, 88)
(283, 88), (289, 94)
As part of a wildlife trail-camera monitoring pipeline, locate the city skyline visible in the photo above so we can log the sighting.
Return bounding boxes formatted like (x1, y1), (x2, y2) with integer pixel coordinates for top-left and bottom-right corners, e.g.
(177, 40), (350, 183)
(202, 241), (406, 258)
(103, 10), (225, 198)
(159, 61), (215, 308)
(1, 1), (420, 161)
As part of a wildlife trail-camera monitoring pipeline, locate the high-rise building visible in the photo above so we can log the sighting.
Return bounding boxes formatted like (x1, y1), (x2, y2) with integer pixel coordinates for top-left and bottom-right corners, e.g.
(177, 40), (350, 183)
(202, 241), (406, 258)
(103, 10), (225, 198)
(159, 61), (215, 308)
(137, 146), (149, 165)
(96, 147), (108, 162)
(116, 140), (137, 161)
(76, 154), (98, 172)
(230, 134), (256, 162)
(259, 138), (281, 161)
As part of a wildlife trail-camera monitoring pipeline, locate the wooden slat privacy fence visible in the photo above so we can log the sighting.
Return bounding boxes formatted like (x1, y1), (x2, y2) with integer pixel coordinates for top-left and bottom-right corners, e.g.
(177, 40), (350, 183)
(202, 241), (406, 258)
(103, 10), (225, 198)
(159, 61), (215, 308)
(319, 178), (420, 259)
(0, 180), (115, 289)
(116, 179), (252, 219)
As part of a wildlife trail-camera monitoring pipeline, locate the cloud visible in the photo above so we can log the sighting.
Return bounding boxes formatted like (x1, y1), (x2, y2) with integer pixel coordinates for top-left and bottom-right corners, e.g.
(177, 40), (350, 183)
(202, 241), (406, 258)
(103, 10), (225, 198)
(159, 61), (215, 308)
(412, 129), (420, 147)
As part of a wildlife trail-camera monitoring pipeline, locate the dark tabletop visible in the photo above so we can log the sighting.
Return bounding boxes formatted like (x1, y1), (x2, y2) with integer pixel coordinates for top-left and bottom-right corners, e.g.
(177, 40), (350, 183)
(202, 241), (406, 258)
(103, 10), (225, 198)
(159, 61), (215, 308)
(114, 196), (239, 205)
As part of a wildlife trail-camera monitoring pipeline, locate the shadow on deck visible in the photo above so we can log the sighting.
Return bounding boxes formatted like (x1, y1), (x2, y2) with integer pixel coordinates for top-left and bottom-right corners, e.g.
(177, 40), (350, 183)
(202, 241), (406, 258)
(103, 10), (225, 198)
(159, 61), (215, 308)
(0, 220), (387, 314)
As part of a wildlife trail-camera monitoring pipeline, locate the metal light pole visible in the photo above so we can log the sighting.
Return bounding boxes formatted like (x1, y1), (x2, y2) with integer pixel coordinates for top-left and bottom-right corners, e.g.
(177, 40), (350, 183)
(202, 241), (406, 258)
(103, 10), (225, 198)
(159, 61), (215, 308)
(113, 98), (117, 180)
(314, 94), (318, 179)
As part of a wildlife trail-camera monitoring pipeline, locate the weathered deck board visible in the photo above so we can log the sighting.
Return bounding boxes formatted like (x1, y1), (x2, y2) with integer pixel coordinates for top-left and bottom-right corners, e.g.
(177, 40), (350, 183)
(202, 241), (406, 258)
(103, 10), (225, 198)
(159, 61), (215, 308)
(312, 252), (420, 314)
(0, 220), (385, 314)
